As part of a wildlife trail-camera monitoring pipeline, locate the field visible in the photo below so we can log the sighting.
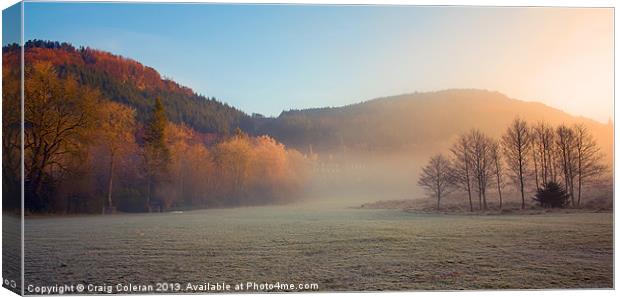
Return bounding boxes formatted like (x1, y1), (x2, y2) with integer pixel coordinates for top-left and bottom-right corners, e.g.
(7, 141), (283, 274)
(24, 205), (613, 291)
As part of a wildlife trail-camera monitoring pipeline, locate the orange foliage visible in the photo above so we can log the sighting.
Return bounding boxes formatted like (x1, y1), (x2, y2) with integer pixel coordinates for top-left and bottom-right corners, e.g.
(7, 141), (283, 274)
(23, 45), (194, 96)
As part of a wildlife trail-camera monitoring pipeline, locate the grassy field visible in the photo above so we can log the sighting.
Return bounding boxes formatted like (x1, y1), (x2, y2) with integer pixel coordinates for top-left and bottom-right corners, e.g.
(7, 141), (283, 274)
(24, 206), (612, 291)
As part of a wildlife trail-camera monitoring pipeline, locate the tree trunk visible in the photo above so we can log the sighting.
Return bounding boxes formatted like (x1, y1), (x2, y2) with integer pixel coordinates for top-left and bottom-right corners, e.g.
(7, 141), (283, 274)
(569, 174), (575, 208)
(549, 153), (556, 183)
(533, 151), (539, 189)
(495, 159), (503, 210)
(577, 154), (582, 207)
(106, 151), (115, 209)
(146, 176), (152, 213)
(467, 190), (473, 212)
(497, 179), (503, 209)
(465, 165), (473, 212)
(561, 152), (570, 197)
(541, 146), (548, 185)
(480, 174), (487, 211)
(577, 176), (582, 207)
(518, 158), (525, 210)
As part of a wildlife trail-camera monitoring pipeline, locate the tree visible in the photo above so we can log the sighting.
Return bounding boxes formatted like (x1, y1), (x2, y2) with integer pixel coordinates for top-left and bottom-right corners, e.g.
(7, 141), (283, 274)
(489, 139), (504, 209)
(2, 54), (22, 210)
(501, 118), (531, 209)
(418, 154), (453, 211)
(531, 122), (556, 185)
(213, 133), (254, 206)
(555, 125), (577, 206)
(251, 135), (290, 204)
(530, 130), (540, 189)
(450, 134), (474, 211)
(97, 101), (137, 212)
(166, 123), (216, 208)
(467, 130), (494, 210)
(142, 97), (171, 211)
(6, 44), (315, 214)
(24, 62), (98, 212)
(573, 124), (606, 206)
(533, 181), (570, 208)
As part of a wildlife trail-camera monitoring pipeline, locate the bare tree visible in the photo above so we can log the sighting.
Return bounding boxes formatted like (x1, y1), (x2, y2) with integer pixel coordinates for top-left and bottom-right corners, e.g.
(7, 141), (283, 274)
(573, 124), (607, 206)
(501, 118), (531, 209)
(555, 125), (577, 206)
(489, 139), (504, 209)
(450, 135), (474, 211)
(468, 130), (494, 210)
(531, 137), (540, 189)
(418, 154), (453, 211)
(531, 122), (556, 185)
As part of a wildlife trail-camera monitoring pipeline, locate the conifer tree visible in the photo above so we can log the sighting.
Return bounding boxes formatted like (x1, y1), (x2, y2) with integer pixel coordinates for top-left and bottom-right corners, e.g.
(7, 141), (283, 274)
(143, 97), (171, 211)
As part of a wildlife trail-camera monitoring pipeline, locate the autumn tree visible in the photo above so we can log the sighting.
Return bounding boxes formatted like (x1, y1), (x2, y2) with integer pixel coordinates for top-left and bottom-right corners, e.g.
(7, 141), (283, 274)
(24, 62), (98, 212)
(213, 132), (253, 206)
(165, 123), (214, 208)
(501, 118), (531, 209)
(450, 134), (474, 211)
(2, 53), (22, 210)
(251, 135), (290, 204)
(142, 97), (171, 211)
(5, 43), (312, 214)
(97, 101), (137, 212)
(418, 154), (453, 210)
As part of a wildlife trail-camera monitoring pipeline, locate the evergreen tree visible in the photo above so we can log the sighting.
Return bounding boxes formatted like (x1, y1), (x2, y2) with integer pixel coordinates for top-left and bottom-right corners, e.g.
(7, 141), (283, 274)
(143, 97), (171, 211)
(533, 181), (570, 208)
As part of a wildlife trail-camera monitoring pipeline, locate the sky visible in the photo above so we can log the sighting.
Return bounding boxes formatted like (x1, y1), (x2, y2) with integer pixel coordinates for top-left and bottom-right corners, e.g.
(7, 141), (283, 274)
(18, 3), (614, 122)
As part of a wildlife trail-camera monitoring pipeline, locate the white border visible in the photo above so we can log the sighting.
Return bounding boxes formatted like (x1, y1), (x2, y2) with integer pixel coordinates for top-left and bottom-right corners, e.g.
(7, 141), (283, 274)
(0, 1), (616, 297)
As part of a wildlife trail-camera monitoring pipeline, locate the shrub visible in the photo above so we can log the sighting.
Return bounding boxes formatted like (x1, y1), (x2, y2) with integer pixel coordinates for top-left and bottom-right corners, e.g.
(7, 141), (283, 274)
(533, 182), (570, 208)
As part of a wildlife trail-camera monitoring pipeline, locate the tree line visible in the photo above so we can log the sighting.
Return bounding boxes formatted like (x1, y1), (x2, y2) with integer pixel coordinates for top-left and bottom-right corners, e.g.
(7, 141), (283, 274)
(418, 118), (608, 211)
(3, 61), (310, 214)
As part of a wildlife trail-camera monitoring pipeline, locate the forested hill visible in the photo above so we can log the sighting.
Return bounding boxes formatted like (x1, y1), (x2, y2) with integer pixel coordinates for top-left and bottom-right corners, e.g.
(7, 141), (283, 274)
(9, 41), (612, 156)
(5, 40), (252, 135)
(257, 89), (613, 156)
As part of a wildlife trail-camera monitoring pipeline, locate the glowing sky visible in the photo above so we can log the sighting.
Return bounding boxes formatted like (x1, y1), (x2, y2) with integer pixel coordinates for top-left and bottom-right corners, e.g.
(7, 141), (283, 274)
(21, 3), (613, 122)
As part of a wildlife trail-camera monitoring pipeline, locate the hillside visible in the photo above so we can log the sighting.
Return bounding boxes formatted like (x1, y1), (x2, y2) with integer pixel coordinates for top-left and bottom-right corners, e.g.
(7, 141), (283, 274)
(5, 40), (252, 137)
(258, 89), (613, 156)
(8, 41), (612, 158)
